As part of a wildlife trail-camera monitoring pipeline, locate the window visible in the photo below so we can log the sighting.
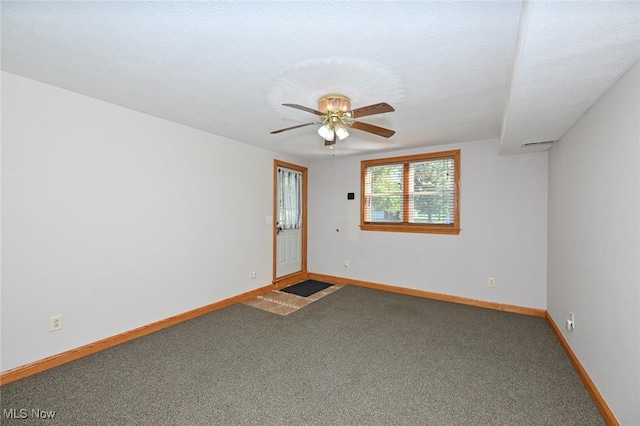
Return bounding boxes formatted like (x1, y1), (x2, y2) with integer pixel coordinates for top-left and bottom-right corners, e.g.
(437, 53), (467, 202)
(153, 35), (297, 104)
(277, 167), (303, 230)
(361, 150), (460, 234)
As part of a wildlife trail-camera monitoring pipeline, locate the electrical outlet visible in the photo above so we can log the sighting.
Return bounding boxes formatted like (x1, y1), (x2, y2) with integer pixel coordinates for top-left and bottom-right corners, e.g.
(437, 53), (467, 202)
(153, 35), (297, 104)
(250, 269), (256, 279)
(49, 315), (63, 332)
(487, 277), (496, 287)
(344, 260), (350, 268)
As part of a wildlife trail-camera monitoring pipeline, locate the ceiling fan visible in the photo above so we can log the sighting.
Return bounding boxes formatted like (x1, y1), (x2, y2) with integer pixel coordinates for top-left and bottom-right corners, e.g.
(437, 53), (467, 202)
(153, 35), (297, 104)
(270, 95), (395, 146)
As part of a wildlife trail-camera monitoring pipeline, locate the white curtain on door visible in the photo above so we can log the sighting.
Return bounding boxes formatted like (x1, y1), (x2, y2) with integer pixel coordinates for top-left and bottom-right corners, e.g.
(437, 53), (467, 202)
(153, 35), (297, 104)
(278, 168), (302, 230)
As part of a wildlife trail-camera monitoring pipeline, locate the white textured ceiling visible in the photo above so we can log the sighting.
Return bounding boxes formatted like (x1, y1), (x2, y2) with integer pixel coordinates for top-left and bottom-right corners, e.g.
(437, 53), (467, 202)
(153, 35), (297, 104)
(2, 1), (639, 160)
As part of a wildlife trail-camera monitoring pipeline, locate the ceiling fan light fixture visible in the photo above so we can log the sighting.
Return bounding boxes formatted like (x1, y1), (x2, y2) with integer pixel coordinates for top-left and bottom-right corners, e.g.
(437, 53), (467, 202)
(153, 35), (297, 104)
(334, 122), (349, 140)
(317, 123), (334, 140)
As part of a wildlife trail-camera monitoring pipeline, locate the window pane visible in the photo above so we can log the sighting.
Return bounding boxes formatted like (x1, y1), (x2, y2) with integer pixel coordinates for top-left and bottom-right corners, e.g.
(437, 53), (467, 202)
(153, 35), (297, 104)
(370, 165), (403, 193)
(411, 193), (452, 224)
(370, 195), (402, 222)
(409, 159), (454, 224)
(367, 164), (404, 222)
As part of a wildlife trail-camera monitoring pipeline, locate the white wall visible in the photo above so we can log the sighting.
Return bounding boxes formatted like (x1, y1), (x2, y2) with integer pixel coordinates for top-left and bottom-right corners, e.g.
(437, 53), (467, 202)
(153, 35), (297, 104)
(547, 61), (640, 425)
(1, 72), (304, 372)
(308, 139), (548, 309)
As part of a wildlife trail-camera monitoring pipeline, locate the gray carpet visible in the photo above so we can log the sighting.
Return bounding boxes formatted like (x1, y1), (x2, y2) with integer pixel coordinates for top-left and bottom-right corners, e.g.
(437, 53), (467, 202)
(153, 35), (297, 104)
(1, 286), (603, 425)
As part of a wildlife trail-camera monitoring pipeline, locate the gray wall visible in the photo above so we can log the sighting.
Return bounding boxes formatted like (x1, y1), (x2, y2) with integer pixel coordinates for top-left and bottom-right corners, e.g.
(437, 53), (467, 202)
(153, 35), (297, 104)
(547, 61), (640, 425)
(1, 72), (303, 371)
(308, 139), (548, 309)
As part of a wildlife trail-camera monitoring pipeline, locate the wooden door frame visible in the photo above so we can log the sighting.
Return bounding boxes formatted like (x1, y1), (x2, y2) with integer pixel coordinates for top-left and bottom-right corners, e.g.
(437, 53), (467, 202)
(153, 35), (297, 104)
(273, 160), (308, 287)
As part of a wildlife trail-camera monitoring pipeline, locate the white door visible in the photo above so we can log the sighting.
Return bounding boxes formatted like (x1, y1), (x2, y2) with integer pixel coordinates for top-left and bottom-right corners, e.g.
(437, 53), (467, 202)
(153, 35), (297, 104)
(276, 166), (303, 278)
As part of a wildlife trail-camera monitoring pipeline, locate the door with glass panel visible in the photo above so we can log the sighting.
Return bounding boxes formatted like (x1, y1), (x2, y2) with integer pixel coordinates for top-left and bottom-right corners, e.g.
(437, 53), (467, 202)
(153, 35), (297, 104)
(275, 165), (304, 278)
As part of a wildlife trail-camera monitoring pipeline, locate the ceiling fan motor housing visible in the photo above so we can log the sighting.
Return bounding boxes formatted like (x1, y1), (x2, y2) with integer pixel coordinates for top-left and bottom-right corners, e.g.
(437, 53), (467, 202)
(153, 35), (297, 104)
(318, 95), (351, 113)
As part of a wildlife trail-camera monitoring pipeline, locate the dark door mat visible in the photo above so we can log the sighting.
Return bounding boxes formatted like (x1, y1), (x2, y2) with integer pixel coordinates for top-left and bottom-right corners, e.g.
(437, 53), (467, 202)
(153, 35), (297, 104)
(280, 280), (333, 297)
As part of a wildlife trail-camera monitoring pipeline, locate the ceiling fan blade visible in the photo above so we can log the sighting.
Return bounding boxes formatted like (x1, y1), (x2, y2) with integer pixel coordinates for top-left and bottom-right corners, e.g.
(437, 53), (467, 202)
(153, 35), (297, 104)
(282, 103), (324, 116)
(350, 121), (396, 138)
(270, 122), (316, 134)
(350, 102), (395, 119)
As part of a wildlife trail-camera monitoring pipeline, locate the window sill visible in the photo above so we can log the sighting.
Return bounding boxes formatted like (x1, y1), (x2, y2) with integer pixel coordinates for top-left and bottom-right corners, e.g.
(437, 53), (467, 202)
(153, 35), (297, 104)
(360, 223), (461, 235)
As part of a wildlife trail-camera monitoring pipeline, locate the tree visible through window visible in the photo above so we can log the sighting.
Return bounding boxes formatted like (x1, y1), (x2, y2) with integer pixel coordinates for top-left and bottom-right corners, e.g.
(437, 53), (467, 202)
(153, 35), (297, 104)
(361, 150), (460, 234)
